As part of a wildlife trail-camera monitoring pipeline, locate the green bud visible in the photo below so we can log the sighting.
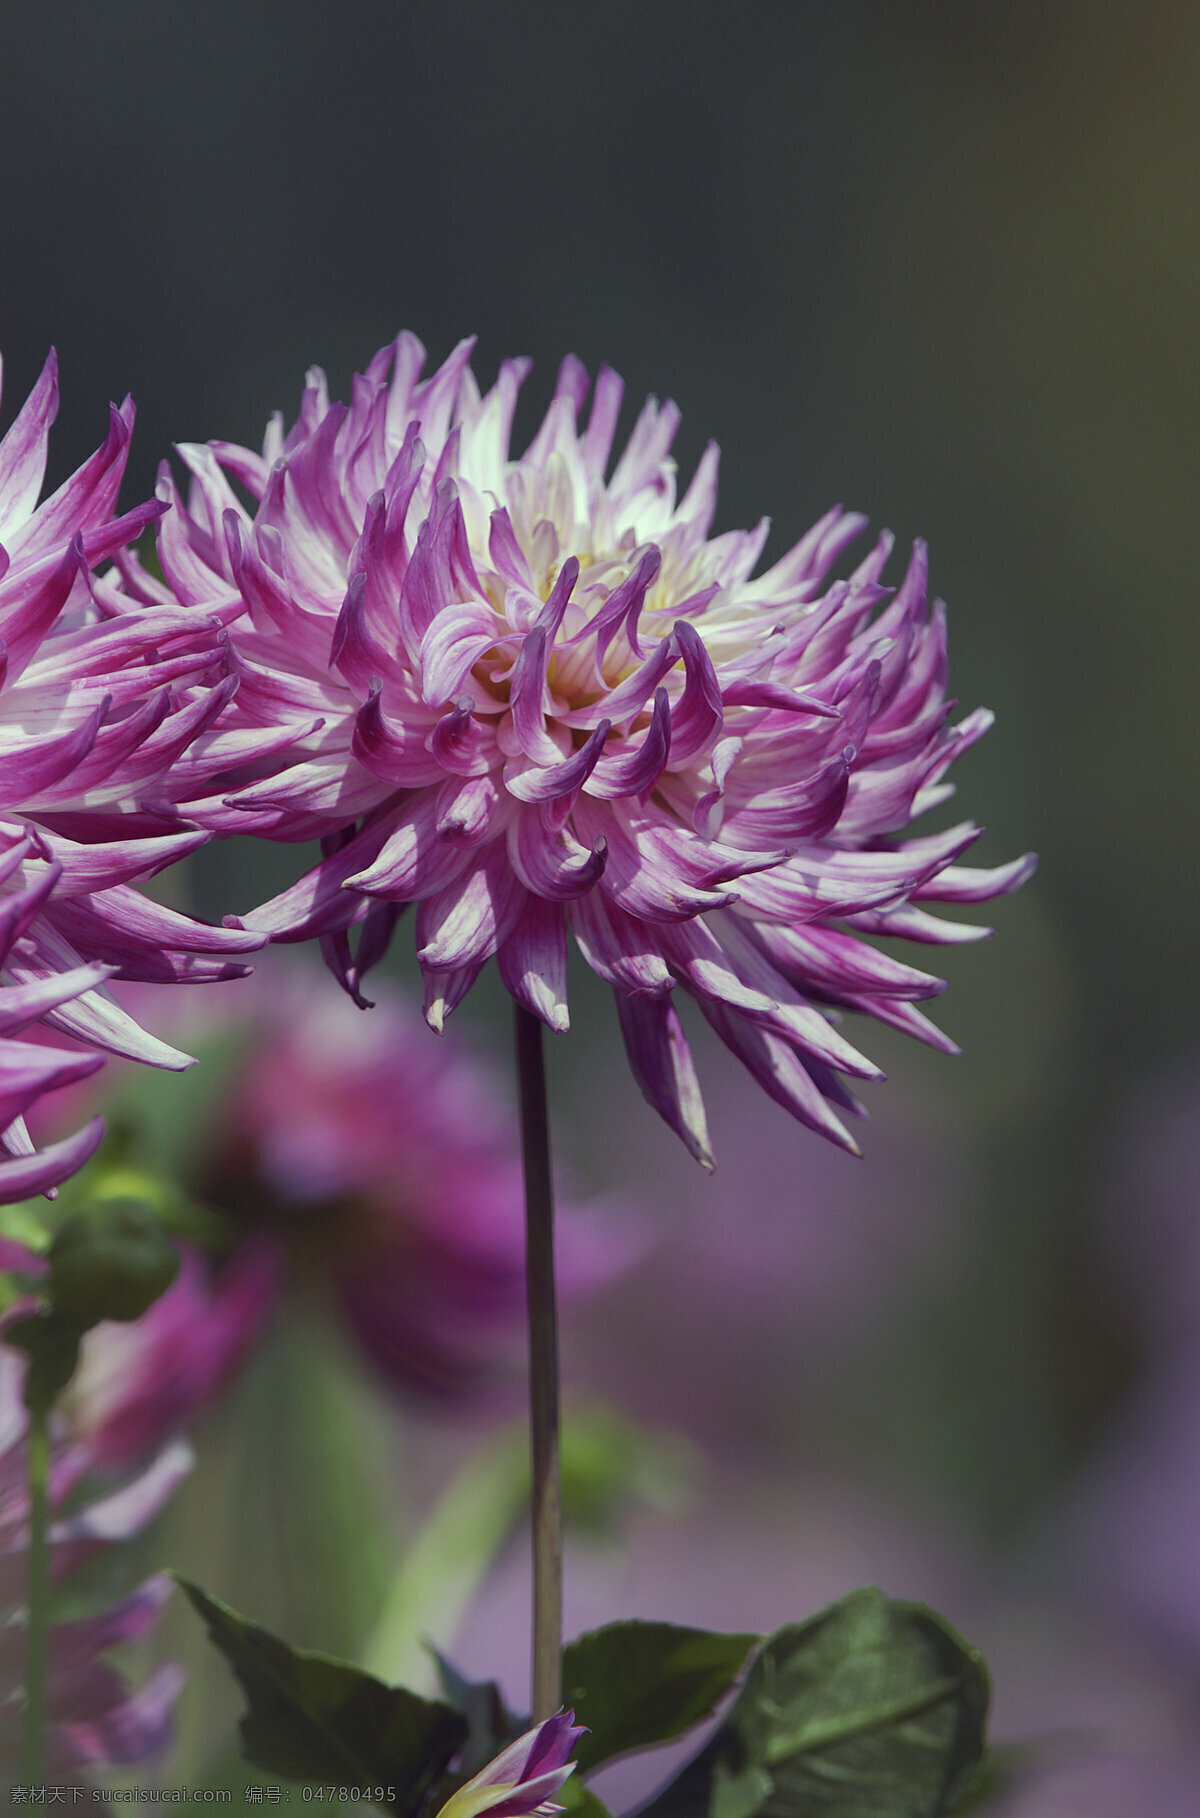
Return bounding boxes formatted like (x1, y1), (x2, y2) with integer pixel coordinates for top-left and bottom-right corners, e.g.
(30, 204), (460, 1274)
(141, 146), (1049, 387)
(6, 1311), (86, 1415)
(48, 1198), (180, 1326)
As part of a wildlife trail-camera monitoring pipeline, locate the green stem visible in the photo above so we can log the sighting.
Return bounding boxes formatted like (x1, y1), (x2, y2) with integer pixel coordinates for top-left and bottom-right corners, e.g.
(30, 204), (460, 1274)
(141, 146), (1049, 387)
(514, 1003), (562, 1722)
(23, 1405), (51, 1783)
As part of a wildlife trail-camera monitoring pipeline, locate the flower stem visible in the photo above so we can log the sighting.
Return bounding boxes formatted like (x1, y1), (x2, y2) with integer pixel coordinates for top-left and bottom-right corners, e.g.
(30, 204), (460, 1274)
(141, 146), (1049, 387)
(514, 1003), (562, 1722)
(23, 1405), (51, 1783)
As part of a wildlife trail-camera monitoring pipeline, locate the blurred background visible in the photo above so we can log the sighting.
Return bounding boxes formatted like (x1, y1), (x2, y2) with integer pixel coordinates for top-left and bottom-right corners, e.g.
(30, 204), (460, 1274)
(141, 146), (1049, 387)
(4, 2), (1200, 1810)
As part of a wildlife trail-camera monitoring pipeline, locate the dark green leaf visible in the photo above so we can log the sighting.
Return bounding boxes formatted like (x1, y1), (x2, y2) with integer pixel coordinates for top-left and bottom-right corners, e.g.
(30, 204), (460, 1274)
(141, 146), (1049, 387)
(178, 1579), (466, 1816)
(641, 1588), (989, 1818)
(429, 1647), (522, 1778)
(562, 1620), (759, 1773)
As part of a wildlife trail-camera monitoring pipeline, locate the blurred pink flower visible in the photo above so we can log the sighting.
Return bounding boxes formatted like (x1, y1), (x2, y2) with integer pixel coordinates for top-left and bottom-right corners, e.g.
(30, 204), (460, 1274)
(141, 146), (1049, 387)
(61, 967), (634, 1464)
(0, 1338), (190, 1771)
(154, 335), (1032, 1163)
(59, 1237), (279, 1471)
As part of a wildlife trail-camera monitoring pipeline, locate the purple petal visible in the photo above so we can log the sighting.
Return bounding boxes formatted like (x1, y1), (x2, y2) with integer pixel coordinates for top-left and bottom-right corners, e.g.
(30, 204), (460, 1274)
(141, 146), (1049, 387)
(230, 823), (393, 938)
(586, 688), (671, 800)
(0, 1035), (104, 1130)
(420, 602), (504, 706)
(0, 960), (117, 1033)
(497, 894), (570, 1031)
(506, 720), (611, 804)
(570, 892), (673, 998)
(352, 685), (445, 788)
(0, 349), (58, 527)
(344, 797), (475, 900)
(52, 1438), (194, 1553)
(666, 623), (724, 763)
(58, 1659), (185, 1766)
(0, 1116), (104, 1203)
(578, 549), (660, 665)
(613, 991), (712, 1170)
(416, 849), (522, 975)
(507, 808), (608, 901)
(429, 698), (500, 779)
(696, 997), (862, 1155)
(510, 627), (569, 763)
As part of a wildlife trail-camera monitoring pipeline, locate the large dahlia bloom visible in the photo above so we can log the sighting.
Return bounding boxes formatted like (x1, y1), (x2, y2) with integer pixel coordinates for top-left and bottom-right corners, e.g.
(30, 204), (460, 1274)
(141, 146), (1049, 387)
(158, 336), (1034, 1161)
(0, 350), (266, 1083)
(0, 1326), (190, 1773)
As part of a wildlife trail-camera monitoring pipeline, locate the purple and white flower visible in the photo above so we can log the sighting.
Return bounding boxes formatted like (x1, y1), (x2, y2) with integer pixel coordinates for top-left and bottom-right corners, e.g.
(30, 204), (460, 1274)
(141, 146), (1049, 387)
(434, 1710), (585, 1818)
(157, 335), (1034, 1161)
(0, 349), (268, 1089)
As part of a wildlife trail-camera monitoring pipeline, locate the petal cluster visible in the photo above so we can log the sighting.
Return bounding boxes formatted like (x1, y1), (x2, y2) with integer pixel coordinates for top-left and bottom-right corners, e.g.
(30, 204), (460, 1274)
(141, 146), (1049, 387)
(0, 350), (266, 1084)
(0, 857), (110, 1200)
(435, 1711), (585, 1818)
(158, 335), (1035, 1159)
(0, 1334), (190, 1771)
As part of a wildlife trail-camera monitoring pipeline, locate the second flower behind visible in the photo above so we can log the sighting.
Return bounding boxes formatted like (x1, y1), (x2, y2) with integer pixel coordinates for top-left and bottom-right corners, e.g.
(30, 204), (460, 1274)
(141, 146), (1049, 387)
(57, 967), (633, 1466)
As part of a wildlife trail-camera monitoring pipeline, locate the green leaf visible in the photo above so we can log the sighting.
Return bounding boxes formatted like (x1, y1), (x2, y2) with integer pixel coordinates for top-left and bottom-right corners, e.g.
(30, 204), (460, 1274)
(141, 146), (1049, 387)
(362, 1425), (531, 1692)
(429, 1648), (522, 1779)
(178, 1579), (466, 1816)
(641, 1588), (989, 1818)
(562, 1620), (759, 1774)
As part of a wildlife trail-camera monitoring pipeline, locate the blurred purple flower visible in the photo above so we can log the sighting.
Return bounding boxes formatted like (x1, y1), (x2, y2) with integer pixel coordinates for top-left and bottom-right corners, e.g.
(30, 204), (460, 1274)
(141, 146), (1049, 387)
(60, 967), (634, 1464)
(0, 348), (269, 1086)
(0, 1339), (190, 1771)
(155, 335), (1033, 1163)
(59, 1237), (280, 1471)
(435, 1710), (584, 1818)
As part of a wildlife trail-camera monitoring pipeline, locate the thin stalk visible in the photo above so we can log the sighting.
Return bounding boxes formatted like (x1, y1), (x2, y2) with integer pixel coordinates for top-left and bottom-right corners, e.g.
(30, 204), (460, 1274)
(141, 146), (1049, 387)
(514, 1002), (562, 1721)
(23, 1406), (51, 1783)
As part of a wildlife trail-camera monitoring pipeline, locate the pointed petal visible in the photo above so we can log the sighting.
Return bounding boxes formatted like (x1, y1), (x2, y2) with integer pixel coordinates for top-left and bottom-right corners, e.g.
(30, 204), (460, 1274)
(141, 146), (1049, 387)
(613, 991), (712, 1169)
(0, 1116), (104, 1203)
(498, 894), (569, 1031)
